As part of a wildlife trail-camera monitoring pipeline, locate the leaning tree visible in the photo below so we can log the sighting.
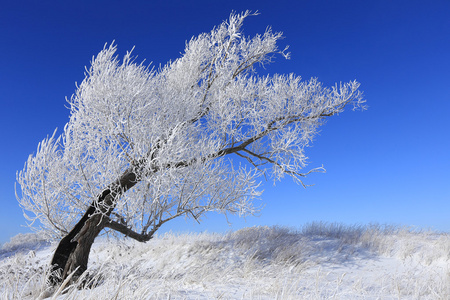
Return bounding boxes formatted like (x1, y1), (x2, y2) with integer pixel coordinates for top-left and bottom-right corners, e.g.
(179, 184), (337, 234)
(16, 11), (365, 286)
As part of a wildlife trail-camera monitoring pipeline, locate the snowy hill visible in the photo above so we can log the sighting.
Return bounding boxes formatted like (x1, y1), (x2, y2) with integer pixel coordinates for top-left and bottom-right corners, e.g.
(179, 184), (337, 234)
(0, 223), (449, 299)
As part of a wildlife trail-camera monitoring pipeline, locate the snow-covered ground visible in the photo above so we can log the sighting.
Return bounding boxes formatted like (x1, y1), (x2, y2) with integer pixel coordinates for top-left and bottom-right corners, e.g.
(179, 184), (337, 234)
(0, 223), (449, 299)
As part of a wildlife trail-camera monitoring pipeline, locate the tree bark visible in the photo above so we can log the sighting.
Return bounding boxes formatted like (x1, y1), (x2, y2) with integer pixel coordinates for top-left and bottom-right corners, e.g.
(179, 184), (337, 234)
(48, 168), (139, 286)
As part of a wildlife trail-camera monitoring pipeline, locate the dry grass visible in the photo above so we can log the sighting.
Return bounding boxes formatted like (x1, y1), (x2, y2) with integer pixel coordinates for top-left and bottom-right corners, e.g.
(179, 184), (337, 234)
(1, 223), (449, 299)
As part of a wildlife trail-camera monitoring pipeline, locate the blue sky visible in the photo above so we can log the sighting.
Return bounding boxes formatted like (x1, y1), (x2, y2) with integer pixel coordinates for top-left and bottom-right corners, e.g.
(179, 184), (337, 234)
(1, 0), (449, 244)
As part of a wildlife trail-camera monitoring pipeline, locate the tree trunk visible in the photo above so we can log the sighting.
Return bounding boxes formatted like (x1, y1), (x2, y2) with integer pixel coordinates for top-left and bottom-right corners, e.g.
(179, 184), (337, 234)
(61, 213), (108, 282)
(48, 168), (139, 286)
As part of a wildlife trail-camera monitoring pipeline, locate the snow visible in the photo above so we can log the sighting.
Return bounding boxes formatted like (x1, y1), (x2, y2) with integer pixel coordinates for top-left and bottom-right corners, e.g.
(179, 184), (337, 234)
(1, 224), (449, 299)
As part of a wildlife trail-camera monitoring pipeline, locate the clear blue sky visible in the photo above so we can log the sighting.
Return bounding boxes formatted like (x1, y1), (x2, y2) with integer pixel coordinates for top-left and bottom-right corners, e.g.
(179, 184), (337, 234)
(1, 0), (449, 244)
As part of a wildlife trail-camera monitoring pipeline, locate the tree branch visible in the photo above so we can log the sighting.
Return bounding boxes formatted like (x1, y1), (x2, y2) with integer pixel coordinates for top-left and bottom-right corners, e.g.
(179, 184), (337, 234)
(105, 220), (153, 242)
(241, 148), (325, 187)
(105, 209), (192, 243)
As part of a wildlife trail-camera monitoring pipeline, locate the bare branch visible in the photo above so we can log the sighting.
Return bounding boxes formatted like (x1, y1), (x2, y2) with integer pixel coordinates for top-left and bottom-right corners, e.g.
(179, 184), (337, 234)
(105, 220), (153, 242)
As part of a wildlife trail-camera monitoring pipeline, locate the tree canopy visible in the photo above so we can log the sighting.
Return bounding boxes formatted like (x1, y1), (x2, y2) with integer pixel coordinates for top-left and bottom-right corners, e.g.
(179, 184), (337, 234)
(16, 11), (365, 241)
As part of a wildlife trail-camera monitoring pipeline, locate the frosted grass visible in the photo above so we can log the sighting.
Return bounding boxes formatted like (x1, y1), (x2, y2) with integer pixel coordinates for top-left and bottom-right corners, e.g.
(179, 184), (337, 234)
(1, 223), (449, 299)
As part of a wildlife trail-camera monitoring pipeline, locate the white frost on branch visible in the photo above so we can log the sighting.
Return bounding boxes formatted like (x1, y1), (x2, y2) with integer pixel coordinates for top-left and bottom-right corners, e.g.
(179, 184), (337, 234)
(16, 11), (365, 240)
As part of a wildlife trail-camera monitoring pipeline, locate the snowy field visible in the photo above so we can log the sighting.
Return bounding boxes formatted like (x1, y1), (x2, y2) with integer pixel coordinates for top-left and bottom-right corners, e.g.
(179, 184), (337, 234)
(0, 223), (449, 299)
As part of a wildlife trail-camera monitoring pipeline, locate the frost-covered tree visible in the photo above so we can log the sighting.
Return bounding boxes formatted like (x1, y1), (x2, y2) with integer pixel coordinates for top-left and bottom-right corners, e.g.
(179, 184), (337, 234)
(16, 11), (364, 285)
